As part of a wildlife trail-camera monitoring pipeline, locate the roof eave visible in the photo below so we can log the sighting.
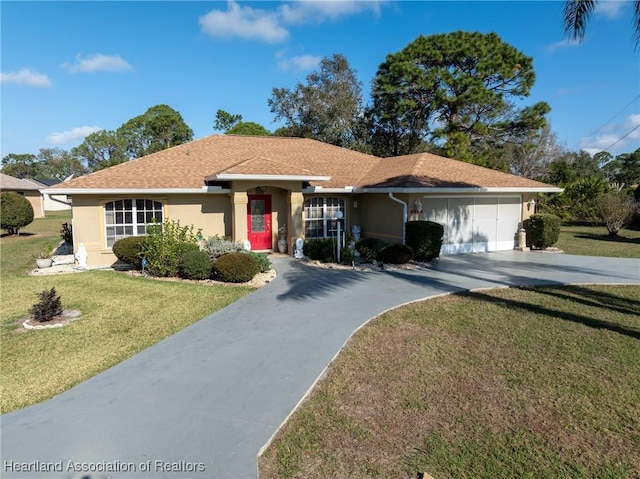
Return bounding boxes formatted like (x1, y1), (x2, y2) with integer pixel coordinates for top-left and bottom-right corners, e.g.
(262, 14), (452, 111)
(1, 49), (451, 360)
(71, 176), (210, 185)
(353, 186), (564, 194)
(43, 187), (232, 195)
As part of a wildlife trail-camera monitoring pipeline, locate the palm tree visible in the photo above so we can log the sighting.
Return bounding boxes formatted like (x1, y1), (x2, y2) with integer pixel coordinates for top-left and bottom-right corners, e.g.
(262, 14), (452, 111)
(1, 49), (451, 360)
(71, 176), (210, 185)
(563, 0), (640, 49)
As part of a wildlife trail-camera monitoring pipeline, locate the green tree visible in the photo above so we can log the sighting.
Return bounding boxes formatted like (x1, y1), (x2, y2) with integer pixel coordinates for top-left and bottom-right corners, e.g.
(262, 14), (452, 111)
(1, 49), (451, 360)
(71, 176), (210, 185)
(269, 53), (364, 148)
(602, 148), (640, 186)
(563, 0), (640, 49)
(1, 153), (40, 178)
(370, 31), (550, 164)
(71, 130), (127, 171)
(0, 191), (34, 235)
(36, 148), (87, 178)
(117, 104), (193, 159)
(214, 110), (243, 132)
(226, 122), (270, 136)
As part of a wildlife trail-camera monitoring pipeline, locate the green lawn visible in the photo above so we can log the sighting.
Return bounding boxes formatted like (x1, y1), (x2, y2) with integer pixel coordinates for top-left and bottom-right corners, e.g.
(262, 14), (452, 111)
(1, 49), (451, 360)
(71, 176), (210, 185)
(259, 285), (640, 479)
(556, 223), (640, 258)
(1, 212), (253, 413)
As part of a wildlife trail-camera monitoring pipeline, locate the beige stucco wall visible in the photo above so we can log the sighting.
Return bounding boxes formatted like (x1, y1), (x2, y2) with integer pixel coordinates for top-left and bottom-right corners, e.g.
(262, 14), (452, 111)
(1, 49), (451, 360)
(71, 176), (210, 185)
(356, 193), (406, 243)
(71, 194), (232, 268)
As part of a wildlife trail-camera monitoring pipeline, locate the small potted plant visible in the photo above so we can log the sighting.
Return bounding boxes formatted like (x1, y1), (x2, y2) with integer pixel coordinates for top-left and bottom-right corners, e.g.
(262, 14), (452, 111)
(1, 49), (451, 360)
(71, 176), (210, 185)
(35, 242), (55, 269)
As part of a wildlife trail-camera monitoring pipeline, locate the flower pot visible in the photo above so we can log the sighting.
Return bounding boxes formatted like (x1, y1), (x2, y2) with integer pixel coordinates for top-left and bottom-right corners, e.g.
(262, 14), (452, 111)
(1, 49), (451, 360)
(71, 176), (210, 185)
(277, 237), (287, 254)
(36, 258), (53, 269)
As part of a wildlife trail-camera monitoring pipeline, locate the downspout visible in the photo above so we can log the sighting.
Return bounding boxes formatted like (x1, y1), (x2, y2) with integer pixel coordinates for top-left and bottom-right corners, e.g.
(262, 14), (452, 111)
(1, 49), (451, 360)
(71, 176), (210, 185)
(388, 192), (408, 245)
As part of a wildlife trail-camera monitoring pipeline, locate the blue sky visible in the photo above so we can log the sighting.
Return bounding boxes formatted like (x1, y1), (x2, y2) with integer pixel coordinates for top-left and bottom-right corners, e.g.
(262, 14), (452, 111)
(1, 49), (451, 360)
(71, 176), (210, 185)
(2, 0), (639, 162)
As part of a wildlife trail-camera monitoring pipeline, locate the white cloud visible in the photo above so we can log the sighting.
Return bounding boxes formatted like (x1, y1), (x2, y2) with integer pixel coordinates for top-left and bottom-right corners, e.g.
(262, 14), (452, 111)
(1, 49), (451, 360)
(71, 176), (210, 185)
(199, 1), (288, 43)
(199, 0), (388, 42)
(578, 113), (640, 154)
(46, 126), (102, 145)
(0, 68), (52, 88)
(594, 0), (626, 19)
(545, 38), (581, 52)
(62, 54), (132, 73)
(276, 52), (321, 71)
(280, 1), (386, 25)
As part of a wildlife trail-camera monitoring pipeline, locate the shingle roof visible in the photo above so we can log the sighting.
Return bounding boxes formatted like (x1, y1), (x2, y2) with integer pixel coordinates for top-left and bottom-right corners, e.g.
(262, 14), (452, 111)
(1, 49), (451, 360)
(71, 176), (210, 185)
(0, 174), (43, 191)
(359, 153), (555, 189)
(52, 135), (558, 191)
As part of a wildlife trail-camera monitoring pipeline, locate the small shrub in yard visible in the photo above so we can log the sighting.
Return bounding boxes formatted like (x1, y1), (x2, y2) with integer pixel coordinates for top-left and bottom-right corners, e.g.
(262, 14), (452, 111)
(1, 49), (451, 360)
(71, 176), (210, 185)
(355, 237), (390, 254)
(141, 219), (202, 277)
(405, 221), (444, 261)
(203, 235), (245, 260)
(248, 252), (271, 273)
(112, 236), (146, 269)
(179, 250), (213, 280)
(213, 252), (260, 283)
(60, 222), (73, 244)
(0, 191), (34, 235)
(525, 213), (561, 248)
(596, 190), (638, 236)
(30, 287), (63, 322)
(377, 243), (414, 264)
(304, 238), (336, 262)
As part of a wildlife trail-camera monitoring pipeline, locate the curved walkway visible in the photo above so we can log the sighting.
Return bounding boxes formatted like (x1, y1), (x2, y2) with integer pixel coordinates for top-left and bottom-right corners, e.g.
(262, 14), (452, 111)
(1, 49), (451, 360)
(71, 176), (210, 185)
(1, 252), (638, 479)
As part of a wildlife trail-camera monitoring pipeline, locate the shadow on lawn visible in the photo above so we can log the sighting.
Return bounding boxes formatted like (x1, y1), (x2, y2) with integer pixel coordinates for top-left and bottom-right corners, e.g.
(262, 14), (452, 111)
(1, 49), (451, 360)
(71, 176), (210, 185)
(469, 285), (640, 340)
(574, 233), (640, 245)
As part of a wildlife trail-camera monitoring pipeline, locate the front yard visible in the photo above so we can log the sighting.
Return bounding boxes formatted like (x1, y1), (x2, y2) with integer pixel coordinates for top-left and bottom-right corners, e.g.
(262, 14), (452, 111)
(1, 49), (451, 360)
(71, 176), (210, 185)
(259, 285), (640, 478)
(1, 212), (254, 413)
(555, 223), (640, 258)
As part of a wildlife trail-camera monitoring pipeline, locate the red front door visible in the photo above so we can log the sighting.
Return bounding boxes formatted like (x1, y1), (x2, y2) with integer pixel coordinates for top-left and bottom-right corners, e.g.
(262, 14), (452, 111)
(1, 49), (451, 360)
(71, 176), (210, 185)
(247, 195), (272, 250)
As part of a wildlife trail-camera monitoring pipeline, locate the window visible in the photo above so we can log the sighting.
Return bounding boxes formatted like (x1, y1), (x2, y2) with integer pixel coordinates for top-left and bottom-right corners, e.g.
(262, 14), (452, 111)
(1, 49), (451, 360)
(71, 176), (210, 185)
(304, 197), (345, 239)
(104, 199), (163, 247)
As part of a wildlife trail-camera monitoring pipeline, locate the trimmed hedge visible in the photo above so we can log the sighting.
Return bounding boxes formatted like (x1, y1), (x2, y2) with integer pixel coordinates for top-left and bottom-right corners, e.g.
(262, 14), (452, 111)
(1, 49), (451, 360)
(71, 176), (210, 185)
(304, 238), (336, 262)
(525, 213), (561, 249)
(247, 252), (271, 273)
(213, 252), (260, 283)
(377, 243), (414, 264)
(405, 221), (444, 261)
(179, 250), (212, 280)
(112, 236), (146, 269)
(0, 191), (34, 235)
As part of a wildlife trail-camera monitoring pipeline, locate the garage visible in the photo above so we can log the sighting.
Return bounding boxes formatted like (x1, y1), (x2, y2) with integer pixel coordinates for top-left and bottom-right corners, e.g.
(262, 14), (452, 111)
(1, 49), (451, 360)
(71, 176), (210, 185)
(421, 196), (521, 255)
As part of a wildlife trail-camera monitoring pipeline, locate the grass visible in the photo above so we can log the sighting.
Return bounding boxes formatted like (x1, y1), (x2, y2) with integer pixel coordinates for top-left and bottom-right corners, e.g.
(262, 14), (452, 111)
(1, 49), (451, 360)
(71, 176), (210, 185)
(259, 285), (640, 479)
(1, 212), (253, 413)
(556, 223), (640, 258)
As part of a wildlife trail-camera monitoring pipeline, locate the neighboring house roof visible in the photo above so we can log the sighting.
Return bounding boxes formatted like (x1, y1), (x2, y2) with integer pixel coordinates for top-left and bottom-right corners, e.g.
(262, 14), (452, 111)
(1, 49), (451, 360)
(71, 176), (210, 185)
(33, 178), (63, 187)
(49, 135), (561, 193)
(0, 173), (42, 191)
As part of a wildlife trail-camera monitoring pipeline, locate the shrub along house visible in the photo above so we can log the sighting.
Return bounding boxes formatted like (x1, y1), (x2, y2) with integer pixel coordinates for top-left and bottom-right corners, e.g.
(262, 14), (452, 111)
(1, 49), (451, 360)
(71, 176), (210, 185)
(47, 135), (561, 267)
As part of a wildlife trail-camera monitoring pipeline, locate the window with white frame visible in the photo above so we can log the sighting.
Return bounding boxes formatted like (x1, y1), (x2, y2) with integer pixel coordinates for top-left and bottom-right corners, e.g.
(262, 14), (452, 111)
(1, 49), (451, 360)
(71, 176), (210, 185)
(104, 199), (163, 247)
(304, 197), (345, 239)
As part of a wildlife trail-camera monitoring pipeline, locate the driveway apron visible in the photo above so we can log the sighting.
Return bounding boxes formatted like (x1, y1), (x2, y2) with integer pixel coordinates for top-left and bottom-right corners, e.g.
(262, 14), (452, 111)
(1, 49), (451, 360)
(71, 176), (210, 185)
(2, 251), (639, 479)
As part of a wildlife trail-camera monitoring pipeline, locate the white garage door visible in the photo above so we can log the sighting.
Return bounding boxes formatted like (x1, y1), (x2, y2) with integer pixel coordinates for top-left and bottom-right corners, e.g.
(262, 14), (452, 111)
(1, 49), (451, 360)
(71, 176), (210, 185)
(421, 196), (521, 255)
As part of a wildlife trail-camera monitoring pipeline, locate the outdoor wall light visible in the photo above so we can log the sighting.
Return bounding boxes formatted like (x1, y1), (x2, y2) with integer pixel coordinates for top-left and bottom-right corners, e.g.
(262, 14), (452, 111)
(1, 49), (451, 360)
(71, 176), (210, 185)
(528, 198), (536, 211)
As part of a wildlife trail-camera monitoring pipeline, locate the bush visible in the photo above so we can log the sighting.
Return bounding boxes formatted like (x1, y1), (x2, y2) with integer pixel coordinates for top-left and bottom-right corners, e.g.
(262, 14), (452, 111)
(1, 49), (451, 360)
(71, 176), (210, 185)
(179, 250), (213, 280)
(213, 252), (260, 283)
(0, 191), (34, 235)
(525, 213), (561, 248)
(203, 235), (244, 260)
(141, 219), (202, 277)
(60, 222), (73, 244)
(30, 287), (63, 322)
(355, 237), (390, 263)
(112, 236), (146, 269)
(405, 221), (444, 261)
(377, 243), (414, 264)
(304, 238), (336, 262)
(247, 252), (271, 273)
(596, 191), (638, 237)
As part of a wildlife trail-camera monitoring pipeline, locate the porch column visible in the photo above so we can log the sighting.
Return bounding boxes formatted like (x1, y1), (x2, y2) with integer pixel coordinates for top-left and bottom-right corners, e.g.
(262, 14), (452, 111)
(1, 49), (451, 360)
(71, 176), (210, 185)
(231, 191), (248, 244)
(288, 191), (304, 253)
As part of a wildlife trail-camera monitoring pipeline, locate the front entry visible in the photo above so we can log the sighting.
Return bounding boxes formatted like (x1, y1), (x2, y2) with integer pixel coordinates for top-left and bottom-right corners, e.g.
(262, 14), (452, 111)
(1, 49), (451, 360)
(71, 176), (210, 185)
(247, 195), (272, 250)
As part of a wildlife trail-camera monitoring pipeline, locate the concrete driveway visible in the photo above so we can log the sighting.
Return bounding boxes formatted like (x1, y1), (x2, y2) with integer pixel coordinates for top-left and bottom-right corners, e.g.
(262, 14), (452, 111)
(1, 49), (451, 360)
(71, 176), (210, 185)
(1, 251), (638, 479)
